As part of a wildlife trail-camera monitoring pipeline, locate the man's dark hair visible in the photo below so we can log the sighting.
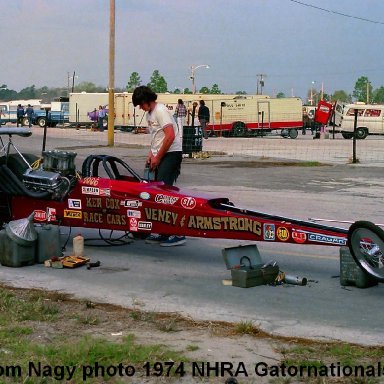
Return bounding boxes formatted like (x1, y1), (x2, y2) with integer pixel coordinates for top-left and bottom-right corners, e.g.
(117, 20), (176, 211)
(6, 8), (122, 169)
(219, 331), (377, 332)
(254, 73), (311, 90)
(199, 100), (205, 106)
(132, 86), (157, 107)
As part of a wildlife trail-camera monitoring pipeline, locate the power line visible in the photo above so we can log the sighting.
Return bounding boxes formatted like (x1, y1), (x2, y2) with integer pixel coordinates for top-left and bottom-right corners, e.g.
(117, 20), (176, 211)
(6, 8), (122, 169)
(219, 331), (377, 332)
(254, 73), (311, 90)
(288, 0), (384, 25)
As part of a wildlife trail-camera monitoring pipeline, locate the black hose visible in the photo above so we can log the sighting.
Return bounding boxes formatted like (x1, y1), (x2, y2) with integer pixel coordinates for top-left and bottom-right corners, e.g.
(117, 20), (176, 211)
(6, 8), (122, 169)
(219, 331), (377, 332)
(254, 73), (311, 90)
(0, 165), (51, 199)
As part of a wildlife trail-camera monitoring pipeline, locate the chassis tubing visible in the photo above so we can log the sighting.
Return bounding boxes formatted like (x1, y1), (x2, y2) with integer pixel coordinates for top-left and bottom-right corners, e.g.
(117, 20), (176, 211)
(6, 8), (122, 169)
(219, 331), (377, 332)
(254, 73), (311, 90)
(219, 203), (348, 235)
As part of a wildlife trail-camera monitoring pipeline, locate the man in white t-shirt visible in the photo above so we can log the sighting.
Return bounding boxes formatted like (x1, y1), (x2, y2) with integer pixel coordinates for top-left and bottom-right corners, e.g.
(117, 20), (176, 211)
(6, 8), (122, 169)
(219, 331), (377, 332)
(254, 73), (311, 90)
(132, 86), (185, 247)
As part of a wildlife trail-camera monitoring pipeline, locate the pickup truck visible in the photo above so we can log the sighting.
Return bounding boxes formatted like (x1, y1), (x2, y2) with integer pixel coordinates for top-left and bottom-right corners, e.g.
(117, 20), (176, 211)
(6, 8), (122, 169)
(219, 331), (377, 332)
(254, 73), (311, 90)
(0, 103), (17, 124)
(0, 100), (69, 128)
(25, 101), (69, 127)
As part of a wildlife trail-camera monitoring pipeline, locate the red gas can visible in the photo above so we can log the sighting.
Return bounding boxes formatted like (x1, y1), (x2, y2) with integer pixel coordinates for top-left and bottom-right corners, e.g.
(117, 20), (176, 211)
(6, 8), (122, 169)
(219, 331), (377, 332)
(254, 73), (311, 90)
(315, 100), (333, 125)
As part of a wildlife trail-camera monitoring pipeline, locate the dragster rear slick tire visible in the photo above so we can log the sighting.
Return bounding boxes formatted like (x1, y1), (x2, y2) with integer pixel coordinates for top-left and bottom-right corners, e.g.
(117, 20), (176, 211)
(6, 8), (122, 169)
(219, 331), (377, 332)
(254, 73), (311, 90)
(347, 221), (384, 282)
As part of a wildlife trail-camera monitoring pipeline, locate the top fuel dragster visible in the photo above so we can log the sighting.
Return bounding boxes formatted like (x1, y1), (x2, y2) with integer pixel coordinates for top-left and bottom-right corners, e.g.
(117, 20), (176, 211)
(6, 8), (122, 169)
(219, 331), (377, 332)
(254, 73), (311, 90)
(0, 127), (383, 282)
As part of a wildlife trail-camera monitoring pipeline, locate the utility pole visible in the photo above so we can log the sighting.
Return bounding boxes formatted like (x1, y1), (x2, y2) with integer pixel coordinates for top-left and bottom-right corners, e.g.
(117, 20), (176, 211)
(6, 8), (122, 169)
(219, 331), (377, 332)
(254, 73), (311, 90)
(108, 0), (115, 146)
(71, 71), (76, 93)
(256, 74), (266, 95)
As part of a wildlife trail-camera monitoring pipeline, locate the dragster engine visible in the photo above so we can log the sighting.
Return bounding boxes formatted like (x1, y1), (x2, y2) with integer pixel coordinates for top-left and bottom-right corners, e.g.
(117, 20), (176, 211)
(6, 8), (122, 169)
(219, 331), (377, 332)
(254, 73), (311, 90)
(22, 150), (77, 200)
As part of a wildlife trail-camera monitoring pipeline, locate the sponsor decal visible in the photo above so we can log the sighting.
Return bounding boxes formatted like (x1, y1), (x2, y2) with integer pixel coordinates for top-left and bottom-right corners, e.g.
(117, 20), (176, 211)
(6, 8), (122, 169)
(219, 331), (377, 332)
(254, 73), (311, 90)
(82, 177), (99, 186)
(127, 210), (141, 218)
(319, 105), (330, 112)
(64, 210), (82, 219)
(85, 197), (120, 210)
(144, 208), (262, 236)
(68, 199), (82, 209)
(292, 230), (306, 244)
(138, 221), (152, 230)
(82, 186), (100, 195)
(122, 200), (142, 208)
(181, 196), (196, 210)
(47, 207), (57, 222)
(155, 194), (179, 205)
(263, 223), (275, 241)
(82, 212), (126, 226)
(145, 208), (178, 225)
(99, 188), (111, 197)
(187, 215), (261, 235)
(308, 233), (347, 245)
(139, 192), (150, 200)
(34, 210), (47, 222)
(277, 227), (290, 241)
(130, 218), (138, 232)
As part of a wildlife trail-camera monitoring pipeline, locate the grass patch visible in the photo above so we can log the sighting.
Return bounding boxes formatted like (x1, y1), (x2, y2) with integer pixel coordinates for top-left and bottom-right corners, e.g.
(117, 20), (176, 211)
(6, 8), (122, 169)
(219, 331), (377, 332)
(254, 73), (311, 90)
(280, 342), (384, 382)
(234, 320), (260, 335)
(300, 161), (321, 167)
(1, 335), (186, 382)
(0, 285), (189, 382)
(74, 314), (100, 326)
(0, 288), (60, 324)
(186, 345), (199, 352)
(1, 284), (384, 383)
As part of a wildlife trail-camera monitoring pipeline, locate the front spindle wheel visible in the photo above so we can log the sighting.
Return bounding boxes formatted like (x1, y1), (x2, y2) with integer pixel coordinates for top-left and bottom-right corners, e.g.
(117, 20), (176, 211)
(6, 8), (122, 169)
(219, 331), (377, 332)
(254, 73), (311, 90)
(348, 221), (384, 282)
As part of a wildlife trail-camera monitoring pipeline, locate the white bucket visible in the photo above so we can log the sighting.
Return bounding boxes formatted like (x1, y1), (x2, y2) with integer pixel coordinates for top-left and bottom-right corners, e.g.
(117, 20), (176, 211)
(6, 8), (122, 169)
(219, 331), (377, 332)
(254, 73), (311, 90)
(73, 234), (84, 257)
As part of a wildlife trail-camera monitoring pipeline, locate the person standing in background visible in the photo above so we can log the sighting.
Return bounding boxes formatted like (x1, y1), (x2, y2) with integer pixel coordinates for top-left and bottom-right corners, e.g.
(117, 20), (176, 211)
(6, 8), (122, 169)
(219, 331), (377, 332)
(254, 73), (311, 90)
(25, 104), (34, 128)
(175, 99), (187, 138)
(98, 105), (106, 132)
(189, 101), (199, 127)
(198, 100), (210, 139)
(16, 104), (24, 127)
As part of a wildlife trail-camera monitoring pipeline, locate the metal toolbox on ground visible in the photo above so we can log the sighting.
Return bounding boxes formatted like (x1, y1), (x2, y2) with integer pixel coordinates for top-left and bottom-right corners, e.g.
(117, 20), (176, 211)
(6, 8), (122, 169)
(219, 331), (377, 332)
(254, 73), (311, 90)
(222, 244), (279, 288)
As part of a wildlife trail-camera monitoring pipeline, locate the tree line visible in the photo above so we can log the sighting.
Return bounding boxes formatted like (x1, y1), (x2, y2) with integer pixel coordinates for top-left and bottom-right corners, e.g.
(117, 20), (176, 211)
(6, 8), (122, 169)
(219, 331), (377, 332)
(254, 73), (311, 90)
(1, 71), (383, 104)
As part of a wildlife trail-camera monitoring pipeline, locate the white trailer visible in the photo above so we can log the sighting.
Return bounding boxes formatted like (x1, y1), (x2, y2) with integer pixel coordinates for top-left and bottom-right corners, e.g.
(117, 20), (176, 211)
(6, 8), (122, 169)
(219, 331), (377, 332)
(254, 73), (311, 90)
(205, 96), (303, 138)
(69, 92), (302, 138)
(115, 93), (303, 138)
(69, 92), (109, 127)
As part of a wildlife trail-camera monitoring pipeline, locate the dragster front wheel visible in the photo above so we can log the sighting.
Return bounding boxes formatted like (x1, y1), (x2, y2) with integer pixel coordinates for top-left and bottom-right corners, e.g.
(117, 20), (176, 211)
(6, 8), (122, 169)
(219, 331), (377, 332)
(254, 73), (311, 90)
(348, 221), (384, 282)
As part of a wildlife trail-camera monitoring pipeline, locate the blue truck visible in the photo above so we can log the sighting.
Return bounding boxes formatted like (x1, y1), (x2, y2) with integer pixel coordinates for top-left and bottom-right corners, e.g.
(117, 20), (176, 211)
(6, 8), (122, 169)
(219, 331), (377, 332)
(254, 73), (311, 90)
(0, 97), (69, 127)
(27, 98), (69, 127)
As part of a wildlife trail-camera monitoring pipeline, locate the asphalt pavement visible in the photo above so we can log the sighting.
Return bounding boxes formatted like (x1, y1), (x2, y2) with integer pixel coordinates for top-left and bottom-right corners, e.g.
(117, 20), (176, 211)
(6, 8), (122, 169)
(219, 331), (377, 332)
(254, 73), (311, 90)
(1, 126), (383, 345)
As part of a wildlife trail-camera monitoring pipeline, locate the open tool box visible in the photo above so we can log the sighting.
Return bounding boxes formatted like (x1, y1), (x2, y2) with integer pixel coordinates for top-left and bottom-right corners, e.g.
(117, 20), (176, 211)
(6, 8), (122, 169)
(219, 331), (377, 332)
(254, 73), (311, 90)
(222, 244), (279, 288)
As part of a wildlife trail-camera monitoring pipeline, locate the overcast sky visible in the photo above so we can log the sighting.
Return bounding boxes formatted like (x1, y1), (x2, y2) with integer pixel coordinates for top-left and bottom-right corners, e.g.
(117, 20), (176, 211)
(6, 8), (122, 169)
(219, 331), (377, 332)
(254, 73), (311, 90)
(2, 0), (384, 100)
